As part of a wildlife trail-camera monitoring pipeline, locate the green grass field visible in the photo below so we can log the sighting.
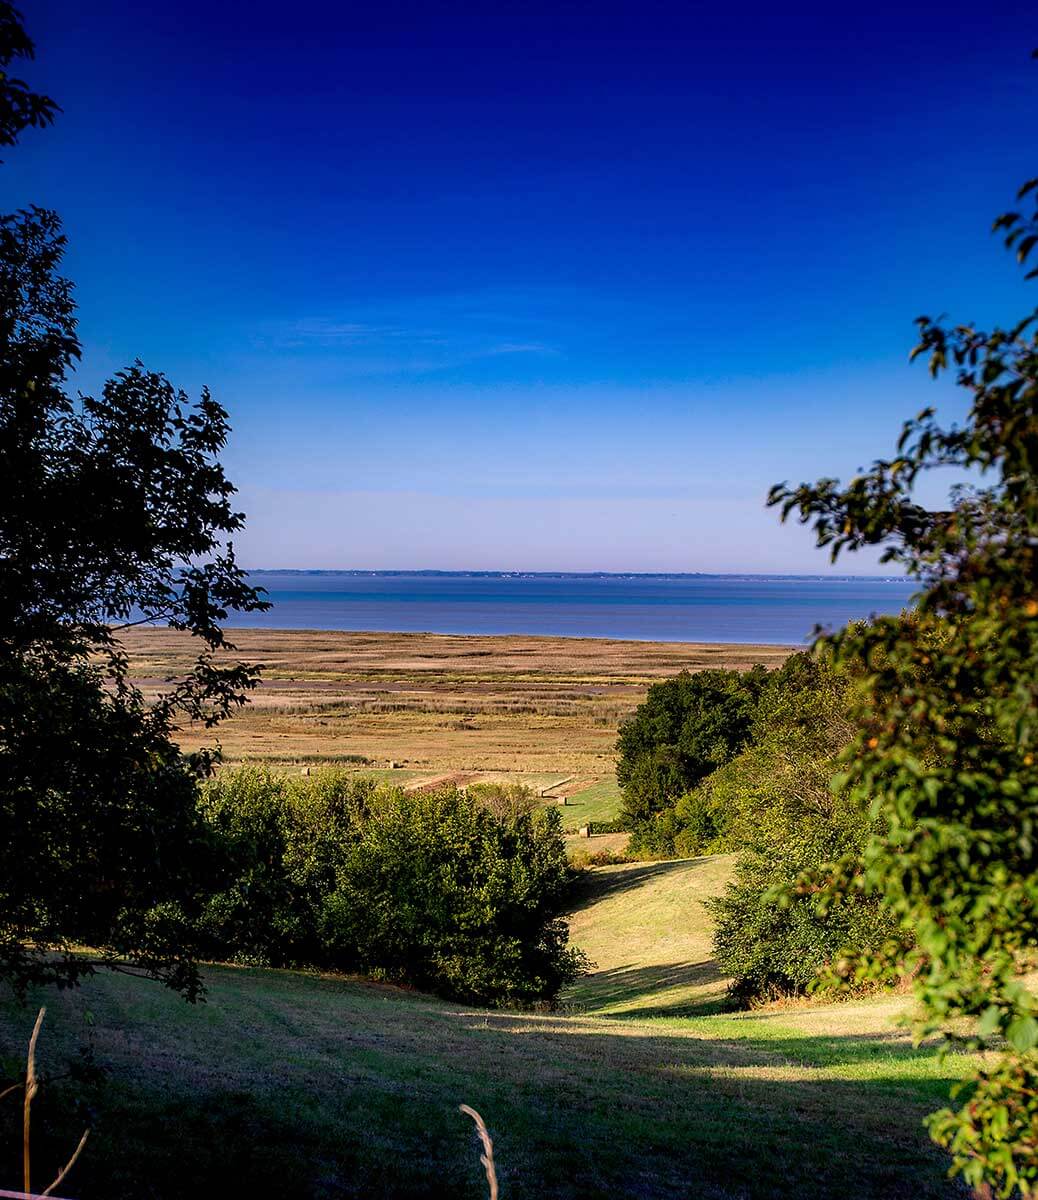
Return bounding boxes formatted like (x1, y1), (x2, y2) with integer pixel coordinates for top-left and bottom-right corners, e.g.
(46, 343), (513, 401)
(557, 775), (623, 831)
(567, 856), (733, 1016)
(0, 856), (973, 1199)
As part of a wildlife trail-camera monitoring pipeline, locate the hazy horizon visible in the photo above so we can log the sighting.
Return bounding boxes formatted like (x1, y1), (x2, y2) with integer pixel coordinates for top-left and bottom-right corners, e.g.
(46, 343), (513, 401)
(226, 570), (919, 643)
(241, 567), (910, 579)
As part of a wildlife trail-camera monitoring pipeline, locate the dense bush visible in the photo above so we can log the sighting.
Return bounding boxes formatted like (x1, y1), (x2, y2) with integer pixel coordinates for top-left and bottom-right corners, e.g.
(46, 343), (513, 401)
(199, 768), (585, 1006)
(702, 653), (897, 1000)
(709, 788), (897, 1002)
(615, 651), (899, 999)
(622, 652), (853, 858)
(616, 666), (767, 849)
(465, 779), (537, 819)
(2, 660), (211, 998)
(197, 766), (370, 968)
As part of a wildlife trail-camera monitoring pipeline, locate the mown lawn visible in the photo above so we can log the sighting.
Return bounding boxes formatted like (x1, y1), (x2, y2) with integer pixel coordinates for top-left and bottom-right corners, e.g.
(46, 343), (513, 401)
(566, 856), (733, 1017)
(0, 857), (973, 1200)
(557, 775), (623, 831)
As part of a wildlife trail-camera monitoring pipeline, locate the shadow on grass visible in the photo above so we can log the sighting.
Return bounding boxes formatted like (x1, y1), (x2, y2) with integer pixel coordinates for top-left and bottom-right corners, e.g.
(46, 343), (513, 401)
(0, 967), (974, 1200)
(566, 959), (726, 1018)
(567, 856), (709, 910)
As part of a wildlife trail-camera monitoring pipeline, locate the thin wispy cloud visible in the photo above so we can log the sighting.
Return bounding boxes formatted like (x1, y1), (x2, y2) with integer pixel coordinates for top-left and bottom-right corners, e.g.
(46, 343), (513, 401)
(279, 320), (446, 347)
(263, 295), (563, 375)
(483, 342), (558, 356)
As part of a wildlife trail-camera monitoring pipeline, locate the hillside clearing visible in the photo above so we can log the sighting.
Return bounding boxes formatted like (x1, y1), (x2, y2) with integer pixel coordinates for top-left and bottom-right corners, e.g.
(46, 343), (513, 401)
(0, 855), (972, 1199)
(566, 856), (733, 1017)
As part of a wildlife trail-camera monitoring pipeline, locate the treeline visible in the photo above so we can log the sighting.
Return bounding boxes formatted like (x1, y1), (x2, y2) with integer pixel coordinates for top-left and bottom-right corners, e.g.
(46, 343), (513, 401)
(616, 651), (898, 1001)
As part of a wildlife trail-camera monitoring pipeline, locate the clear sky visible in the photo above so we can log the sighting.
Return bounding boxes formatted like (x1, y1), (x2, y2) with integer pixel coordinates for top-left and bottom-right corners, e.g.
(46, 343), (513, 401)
(10, 1), (1037, 572)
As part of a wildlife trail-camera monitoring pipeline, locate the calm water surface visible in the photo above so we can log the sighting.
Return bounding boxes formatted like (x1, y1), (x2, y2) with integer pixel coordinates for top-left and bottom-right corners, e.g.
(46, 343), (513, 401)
(237, 573), (917, 645)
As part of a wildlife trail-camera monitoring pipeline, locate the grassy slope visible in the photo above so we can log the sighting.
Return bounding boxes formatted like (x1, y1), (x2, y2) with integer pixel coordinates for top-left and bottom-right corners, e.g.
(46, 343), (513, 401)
(566, 856), (733, 1016)
(0, 857), (972, 1200)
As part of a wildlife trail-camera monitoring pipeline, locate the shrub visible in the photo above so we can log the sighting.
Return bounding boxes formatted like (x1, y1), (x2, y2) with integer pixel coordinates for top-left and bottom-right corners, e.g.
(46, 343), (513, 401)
(197, 767), (375, 967)
(199, 768), (585, 1005)
(466, 780), (537, 820)
(329, 786), (582, 1003)
(699, 652), (903, 1001)
(671, 789), (724, 857)
(709, 797), (898, 1002)
(624, 652), (855, 861)
(613, 649), (898, 999)
(587, 820), (625, 835)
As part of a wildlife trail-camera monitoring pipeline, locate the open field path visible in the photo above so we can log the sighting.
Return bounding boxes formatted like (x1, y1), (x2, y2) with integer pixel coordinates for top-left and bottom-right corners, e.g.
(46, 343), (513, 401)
(566, 856), (733, 1017)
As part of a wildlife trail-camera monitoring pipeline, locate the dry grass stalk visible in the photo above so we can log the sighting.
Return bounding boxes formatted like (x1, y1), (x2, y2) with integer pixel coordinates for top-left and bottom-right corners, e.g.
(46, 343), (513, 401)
(39, 1129), (89, 1198)
(459, 1104), (499, 1200)
(23, 1008), (44, 1195)
(0, 1006), (90, 1200)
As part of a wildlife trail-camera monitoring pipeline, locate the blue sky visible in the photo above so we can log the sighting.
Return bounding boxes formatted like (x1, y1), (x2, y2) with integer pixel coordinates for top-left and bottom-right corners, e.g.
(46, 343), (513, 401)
(11, 0), (1037, 571)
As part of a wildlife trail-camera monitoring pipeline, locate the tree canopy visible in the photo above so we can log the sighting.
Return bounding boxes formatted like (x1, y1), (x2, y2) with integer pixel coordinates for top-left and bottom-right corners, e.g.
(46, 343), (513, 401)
(0, 3), (57, 155)
(771, 167), (1038, 1196)
(199, 768), (585, 1005)
(0, 3), (269, 999)
(616, 666), (767, 844)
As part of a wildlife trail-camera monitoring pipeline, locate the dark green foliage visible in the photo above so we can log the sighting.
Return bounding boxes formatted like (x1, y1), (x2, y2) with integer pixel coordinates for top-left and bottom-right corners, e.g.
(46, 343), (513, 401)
(196, 767), (345, 968)
(709, 789), (896, 1003)
(465, 779), (538, 820)
(200, 769), (586, 1006)
(770, 162), (1038, 1194)
(0, 658), (210, 998)
(696, 651), (896, 999)
(0, 3), (58, 156)
(0, 6), (268, 999)
(587, 820), (625, 835)
(623, 653), (854, 857)
(615, 649), (898, 999)
(616, 667), (766, 849)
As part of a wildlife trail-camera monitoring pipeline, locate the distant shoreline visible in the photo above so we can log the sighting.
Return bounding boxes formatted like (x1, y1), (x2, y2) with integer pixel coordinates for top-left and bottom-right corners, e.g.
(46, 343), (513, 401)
(244, 568), (910, 583)
(216, 625), (800, 649)
(221, 572), (916, 645)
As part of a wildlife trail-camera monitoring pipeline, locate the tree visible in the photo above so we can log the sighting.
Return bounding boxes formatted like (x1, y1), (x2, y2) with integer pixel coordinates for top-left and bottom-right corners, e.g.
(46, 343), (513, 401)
(770, 162), (1038, 1195)
(0, 4), (269, 999)
(616, 667), (766, 848)
(706, 651), (896, 1001)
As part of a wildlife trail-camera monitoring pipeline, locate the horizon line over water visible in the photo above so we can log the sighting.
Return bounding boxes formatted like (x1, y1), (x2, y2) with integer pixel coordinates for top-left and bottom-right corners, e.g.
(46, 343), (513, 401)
(236, 571), (917, 645)
(246, 568), (908, 581)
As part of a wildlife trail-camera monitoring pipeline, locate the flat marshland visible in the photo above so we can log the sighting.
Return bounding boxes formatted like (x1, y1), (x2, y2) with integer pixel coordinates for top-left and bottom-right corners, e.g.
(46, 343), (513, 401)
(0, 856), (971, 1199)
(120, 627), (790, 829)
(122, 626), (789, 772)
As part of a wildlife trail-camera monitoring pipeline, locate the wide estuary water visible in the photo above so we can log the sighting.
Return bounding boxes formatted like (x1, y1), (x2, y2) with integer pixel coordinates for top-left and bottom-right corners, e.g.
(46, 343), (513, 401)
(237, 572), (917, 645)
